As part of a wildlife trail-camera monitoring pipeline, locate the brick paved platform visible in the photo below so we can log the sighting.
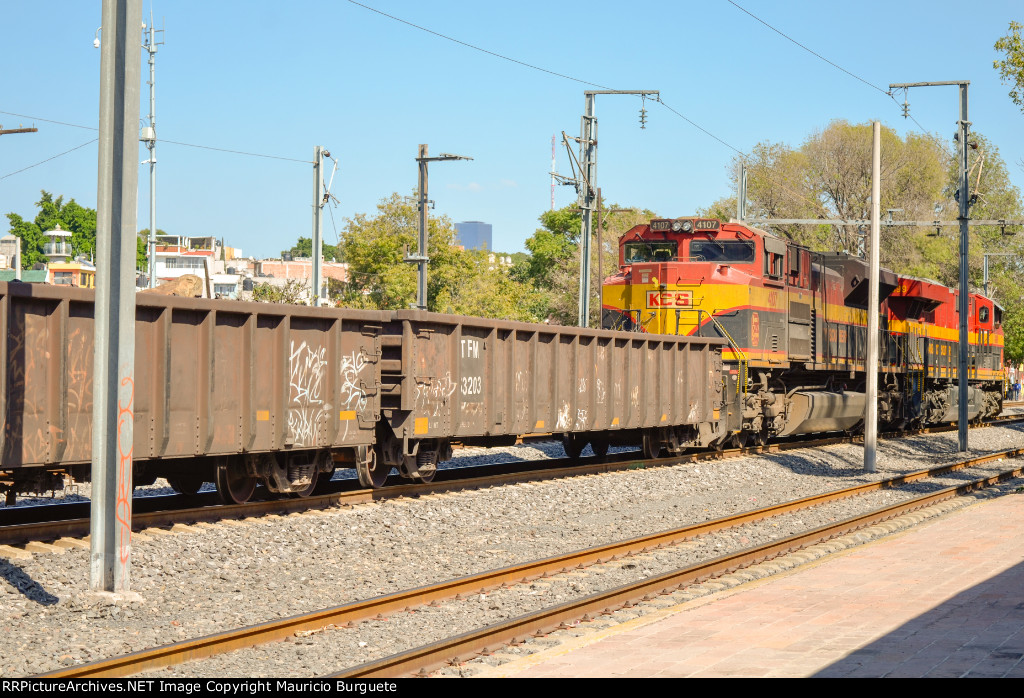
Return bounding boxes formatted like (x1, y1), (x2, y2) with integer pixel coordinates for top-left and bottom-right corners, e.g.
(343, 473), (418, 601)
(484, 492), (1024, 678)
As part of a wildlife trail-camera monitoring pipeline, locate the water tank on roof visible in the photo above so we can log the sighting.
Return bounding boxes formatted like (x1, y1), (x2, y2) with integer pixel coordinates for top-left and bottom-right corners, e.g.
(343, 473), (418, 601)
(242, 278), (254, 291)
(227, 267), (236, 274)
(282, 252), (292, 261)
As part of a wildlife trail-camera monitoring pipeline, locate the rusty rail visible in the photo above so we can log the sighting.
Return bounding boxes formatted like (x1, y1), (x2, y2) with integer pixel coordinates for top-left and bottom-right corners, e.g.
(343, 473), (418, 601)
(38, 447), (1024, 678)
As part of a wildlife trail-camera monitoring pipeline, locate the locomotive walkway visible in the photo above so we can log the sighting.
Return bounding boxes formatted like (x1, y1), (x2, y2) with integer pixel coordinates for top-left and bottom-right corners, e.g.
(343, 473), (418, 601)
(478, 490), (1024, 678)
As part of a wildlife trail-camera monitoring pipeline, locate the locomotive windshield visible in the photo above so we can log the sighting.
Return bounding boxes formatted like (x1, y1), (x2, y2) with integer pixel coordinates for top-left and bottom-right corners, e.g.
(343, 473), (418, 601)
(624, 241), (678, 263)
(688, 239), (755, 263)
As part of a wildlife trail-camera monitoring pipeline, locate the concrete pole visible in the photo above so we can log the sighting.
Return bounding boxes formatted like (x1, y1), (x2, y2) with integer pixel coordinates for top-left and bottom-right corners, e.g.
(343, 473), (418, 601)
(957, 84), (970, 453)
(865, 122), (881, 472)
(91, 0), (141, 593)
(577, 93), (596, 327)
(145, 20), (157, 289)
(312, 146), (323, 307)
(416, 144), (429, 311)
(596, 188), (603, 325)
(741, 160), (749, 220)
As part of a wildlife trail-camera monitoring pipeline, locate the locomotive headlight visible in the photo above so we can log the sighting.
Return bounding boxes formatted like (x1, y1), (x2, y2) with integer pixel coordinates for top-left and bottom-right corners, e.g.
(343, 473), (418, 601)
(679, 219), (694, 233)
(671, 219), (683, 232)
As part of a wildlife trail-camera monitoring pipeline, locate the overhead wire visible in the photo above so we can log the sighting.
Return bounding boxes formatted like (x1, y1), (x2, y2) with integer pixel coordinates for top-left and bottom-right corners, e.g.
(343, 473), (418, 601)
(0, 139), (97, 181)
(344, 0), (613, 90)
(346, 1), (824, 213)
(724, 3), (956, 160)
(0, 110), (310, 165)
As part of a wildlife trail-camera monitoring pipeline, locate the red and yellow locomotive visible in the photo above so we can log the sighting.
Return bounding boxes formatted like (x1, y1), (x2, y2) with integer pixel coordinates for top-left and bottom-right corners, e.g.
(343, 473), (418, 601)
(602, 217), (1004, 450)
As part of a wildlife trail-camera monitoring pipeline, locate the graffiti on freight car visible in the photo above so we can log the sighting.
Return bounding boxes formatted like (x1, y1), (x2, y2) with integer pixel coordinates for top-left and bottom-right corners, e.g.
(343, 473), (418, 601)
(514, 370), (531, 427)
(596, 378), (606, 405)
(577, 377), (587, 394)
(575, 408), (588, 430)
(65, 327), (93, 458)
(556, 402), (571, 430)
(340, 351), (369, 412)
(288, 340), (328, 446)
(415, 373), (457, 417)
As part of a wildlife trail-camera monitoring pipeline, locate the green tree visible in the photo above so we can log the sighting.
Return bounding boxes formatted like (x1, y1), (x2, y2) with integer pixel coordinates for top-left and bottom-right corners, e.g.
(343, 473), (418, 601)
(251, 279), (308, 305)
(334, 193), (545, 321)
(5, 191), (98, 268)
(285, 236), (342, 262)
(995, 21), (1024, 113)
(513, 203), (657, 326)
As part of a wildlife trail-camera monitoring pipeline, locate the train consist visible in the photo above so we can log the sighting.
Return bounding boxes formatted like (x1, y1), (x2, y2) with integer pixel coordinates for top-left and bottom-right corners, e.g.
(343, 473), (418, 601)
(0, 218), (1003, 504)
(0, 281), (724, 504)
(601, 217), (1004, 450)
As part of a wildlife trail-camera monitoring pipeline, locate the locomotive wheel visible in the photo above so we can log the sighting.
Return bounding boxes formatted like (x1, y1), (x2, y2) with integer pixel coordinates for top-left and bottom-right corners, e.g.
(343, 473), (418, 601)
(590, 438), (610, 459)
(167, 473), (205, 496)
(751, 431), (768, 447)
(562, 433), (586, 460)
(215, 463), (257, 504)
(729, 432), (749, 449)
(641, 432), (662, 460)
(355, 445), (390, 489)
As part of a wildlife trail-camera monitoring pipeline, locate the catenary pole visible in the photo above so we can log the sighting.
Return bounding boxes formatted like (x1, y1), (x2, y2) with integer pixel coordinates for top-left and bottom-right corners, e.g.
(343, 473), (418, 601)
(575, 89), (659, 327)
(312, 146), (323, 306)
(865, 122), (881, 472)
(407, 145), (472, 311)
(142, 15), (159, 289)
(91, 0), (141, 593)
(889, 80), (971, 452)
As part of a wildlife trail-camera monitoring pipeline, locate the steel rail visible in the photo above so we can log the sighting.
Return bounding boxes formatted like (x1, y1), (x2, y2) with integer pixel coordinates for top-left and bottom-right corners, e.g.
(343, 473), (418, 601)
(335, 458), (1024, 678)
(38, 447), (1024, 678)
(5, 416), (1024, 547)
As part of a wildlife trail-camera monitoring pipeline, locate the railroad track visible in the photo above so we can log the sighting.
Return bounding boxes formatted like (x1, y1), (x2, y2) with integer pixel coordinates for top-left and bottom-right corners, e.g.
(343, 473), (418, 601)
(4, 415), (1024, 553)
(37, 445), (1024, 678)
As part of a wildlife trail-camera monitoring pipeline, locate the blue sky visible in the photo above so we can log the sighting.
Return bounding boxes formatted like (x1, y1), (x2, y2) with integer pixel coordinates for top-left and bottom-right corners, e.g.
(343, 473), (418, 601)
(1, 1), (1022, 258)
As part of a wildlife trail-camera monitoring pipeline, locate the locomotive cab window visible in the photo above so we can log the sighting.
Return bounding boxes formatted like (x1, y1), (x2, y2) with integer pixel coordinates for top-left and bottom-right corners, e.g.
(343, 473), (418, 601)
(979, 305), (990, 325)
(688, 239), (754, 263)
(624, 241), (678, 263)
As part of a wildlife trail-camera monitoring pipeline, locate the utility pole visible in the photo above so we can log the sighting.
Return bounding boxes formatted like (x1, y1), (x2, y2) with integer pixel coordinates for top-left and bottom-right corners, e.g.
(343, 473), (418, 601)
(92, 0), (142, 593)
(551, 135), (556, 211)
(141, 14), (162, 289)
(572, 90), (659, 328)
(736, 162), (747, 221)
(311, 146), (324, 306)
(405, 145), (472, 311)
(0, 125), (38, 279)
(983, 252), (1015, 297)
(865, 122), (881, 473)
(890, 80), (972, 453)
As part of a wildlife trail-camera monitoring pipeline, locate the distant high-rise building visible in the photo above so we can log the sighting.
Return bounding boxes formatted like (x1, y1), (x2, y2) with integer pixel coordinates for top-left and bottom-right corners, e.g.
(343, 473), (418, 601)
(455, 221), (492, 250)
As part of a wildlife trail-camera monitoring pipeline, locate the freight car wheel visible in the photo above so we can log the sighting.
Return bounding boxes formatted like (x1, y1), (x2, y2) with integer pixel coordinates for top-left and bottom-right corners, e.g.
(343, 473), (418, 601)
(355, 445), (390, 489)
(167, 474), (205, 496)
(641, 432), (662, 460)
(215, 463), (257, 504)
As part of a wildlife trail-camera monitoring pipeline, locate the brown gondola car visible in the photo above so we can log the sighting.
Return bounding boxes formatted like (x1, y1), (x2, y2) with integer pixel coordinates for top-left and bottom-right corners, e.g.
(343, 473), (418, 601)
(0, 282), (725, 502)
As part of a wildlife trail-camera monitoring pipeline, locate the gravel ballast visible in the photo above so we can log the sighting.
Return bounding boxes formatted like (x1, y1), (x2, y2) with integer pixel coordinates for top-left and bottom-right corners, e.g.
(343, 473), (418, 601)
(2, 423), (1024, 676)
